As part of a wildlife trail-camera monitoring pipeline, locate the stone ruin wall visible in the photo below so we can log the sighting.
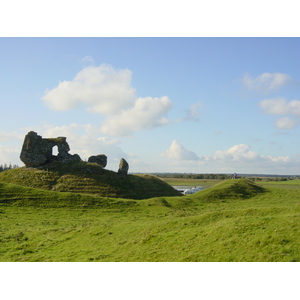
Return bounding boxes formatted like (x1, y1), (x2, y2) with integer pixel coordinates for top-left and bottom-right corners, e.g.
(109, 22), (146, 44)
(20, 131), (129, 174)
(20, 131), (81, 167)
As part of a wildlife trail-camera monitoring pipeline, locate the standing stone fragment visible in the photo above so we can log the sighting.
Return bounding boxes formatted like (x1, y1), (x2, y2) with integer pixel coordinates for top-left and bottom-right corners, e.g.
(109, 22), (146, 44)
(118, 158), (129, 175)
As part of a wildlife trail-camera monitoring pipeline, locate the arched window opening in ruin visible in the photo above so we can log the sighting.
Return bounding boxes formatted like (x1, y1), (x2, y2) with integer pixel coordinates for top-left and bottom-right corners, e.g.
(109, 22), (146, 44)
(53, 145), (59, 156)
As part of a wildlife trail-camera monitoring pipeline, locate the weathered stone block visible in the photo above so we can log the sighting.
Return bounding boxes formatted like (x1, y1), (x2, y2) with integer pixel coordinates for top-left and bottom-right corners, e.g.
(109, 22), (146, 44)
(88, 154), (107, 168)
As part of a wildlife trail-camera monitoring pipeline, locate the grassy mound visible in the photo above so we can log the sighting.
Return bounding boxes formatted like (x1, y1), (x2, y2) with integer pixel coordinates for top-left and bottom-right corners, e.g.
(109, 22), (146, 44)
(0, 161), (182, 199)
(189, 178), (267, 201)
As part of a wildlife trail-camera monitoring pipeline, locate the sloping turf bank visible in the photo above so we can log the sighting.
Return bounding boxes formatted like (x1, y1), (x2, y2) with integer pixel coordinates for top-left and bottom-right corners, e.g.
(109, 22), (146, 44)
(0, 161), (182, 199)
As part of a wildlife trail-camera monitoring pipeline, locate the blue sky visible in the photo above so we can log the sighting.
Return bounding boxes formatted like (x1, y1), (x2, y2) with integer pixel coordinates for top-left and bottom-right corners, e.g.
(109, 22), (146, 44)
(1, 37), (300, 174)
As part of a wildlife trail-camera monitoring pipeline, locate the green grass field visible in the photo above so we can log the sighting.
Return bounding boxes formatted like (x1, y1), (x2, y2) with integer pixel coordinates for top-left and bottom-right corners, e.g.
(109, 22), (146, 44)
(259, 179), (300, 189)
(1, 177), (300, 262)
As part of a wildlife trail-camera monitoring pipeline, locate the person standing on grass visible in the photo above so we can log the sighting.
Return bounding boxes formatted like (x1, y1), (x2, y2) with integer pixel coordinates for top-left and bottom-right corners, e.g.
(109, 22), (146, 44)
(232, 173), (237, 179)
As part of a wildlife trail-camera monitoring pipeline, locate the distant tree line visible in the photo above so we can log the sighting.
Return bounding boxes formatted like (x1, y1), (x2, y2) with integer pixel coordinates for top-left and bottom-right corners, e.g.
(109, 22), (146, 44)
(153, 173), (300, 181)
(154, 173), (233, 180)
(0, 163), (20, 172)
(249, 176), (299, 182)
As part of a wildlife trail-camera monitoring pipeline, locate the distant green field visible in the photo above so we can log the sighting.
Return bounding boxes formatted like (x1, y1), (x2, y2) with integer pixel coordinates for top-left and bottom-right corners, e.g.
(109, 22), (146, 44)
(161, 178), (223, 188)
(259, 179), (300, 189)
(1, 178), (300, 262)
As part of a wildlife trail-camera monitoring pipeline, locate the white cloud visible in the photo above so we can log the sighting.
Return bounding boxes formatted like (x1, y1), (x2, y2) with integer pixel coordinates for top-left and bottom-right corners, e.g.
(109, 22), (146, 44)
(42, 64), (136, 115)
(259, 97), (300, 129)
(0, 131), (20, 141)
(184, 102), (203, 121)
(0, 145), (20, 165)
(199, 144), (297, 174)
(0, 131), (24, 165)
(42, 64), (177, 136)
(100, 96), (173, 136)
(211, 144), (260, 161)
(82, 56), (95, 66)
(98, 137), (120, 145)
(161, 140), (200, 161)
(157, 143), (299, 174)
(266, 155), (291, 163)
(174, 102), (203, 123)
(208, 144), (291, 165)
(275, 117), (299, 130)
(242, 72), (292, 94)
(259, 97), (300, 117)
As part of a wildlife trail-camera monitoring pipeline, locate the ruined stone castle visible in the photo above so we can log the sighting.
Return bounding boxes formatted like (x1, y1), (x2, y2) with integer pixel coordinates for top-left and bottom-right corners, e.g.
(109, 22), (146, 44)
(20, 131), (129, 174)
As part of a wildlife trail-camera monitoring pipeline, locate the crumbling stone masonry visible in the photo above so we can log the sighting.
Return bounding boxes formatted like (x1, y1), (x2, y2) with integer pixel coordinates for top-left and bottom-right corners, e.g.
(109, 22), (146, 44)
(20, 131), (81, 167)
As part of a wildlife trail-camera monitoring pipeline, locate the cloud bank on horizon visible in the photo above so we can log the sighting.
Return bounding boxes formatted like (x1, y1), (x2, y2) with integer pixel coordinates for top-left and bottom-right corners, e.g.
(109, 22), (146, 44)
(161, 140), (294, 174)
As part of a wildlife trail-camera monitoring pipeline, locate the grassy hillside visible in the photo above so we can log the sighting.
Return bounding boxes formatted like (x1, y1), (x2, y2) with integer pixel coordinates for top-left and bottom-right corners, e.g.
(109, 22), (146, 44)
(192, 178), (267, 200)
(0, 161), (182, 199)
(1, 178), (300, 262)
